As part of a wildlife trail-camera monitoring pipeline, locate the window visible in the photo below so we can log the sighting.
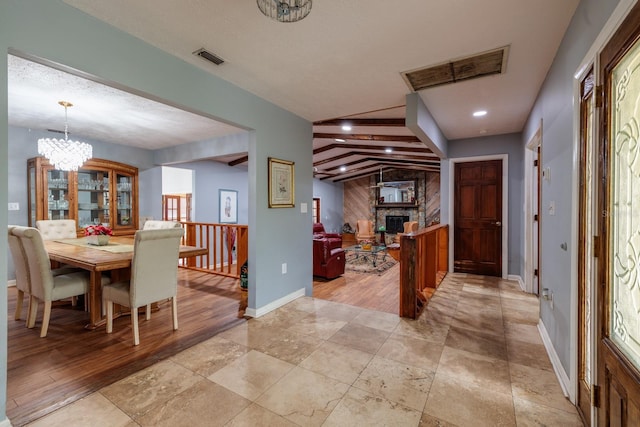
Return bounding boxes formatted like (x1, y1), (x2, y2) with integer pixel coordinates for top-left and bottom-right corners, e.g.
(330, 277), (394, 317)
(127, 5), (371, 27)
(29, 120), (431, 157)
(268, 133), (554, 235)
(312, 198), (320, 223)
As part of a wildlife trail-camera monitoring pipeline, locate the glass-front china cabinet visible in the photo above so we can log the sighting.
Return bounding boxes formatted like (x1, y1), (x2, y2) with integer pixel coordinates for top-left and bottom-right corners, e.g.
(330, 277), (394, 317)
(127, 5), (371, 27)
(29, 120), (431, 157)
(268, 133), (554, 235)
(28, 157), (138, 235)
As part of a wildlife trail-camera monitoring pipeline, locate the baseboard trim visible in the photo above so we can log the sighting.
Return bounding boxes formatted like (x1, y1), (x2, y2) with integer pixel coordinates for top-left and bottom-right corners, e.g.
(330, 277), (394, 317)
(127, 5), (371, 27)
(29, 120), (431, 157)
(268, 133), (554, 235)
(0, 417), (14, 427)
(245, 287), (305, 318)
(7, 280), (16, 288)
(507, 274), (525, 292)
(538, 319), (571, 398)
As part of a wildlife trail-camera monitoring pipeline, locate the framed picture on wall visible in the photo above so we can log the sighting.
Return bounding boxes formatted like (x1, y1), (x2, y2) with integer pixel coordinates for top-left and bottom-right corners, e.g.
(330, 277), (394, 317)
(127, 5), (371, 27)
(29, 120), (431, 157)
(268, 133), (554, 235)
(268, 157), (295, 208)
(219, 189), (238, 223)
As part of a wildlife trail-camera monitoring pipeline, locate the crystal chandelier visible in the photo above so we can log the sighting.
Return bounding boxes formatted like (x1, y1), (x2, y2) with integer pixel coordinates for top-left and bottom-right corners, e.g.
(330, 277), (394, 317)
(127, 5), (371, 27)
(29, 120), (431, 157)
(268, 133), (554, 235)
(38, 101), (92, 171)
(257, 0), (312, 23)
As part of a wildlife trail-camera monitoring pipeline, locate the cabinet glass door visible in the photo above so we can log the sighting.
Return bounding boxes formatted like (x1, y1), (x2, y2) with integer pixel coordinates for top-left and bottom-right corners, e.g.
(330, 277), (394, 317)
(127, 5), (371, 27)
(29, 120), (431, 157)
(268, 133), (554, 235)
(46, 169), (70, 221)
(77, 169), (111, 229)
(116, 173), (133, 226)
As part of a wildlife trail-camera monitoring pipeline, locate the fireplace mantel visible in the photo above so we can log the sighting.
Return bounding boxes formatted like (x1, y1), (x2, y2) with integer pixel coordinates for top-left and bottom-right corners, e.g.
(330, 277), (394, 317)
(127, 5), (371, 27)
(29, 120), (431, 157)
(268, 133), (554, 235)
(375, 204), (418, 209)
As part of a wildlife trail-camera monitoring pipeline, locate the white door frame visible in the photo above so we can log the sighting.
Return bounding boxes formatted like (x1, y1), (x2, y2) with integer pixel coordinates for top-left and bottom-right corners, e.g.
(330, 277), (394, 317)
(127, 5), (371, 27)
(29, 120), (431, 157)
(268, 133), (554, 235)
(447, 154), (508, 279)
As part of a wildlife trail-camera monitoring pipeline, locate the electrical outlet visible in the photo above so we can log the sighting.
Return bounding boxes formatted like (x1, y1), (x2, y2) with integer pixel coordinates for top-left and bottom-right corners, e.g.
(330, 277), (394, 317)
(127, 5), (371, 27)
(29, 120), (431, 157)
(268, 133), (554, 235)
(282, 263), (287, 274)
(8, 202), (19, 211)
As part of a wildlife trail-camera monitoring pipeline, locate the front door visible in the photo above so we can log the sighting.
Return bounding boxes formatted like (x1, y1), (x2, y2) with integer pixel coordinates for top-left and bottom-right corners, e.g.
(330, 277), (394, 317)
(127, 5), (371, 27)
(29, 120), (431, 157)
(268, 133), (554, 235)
(453, 160), (502, 277)
(598, 3), (640, 425)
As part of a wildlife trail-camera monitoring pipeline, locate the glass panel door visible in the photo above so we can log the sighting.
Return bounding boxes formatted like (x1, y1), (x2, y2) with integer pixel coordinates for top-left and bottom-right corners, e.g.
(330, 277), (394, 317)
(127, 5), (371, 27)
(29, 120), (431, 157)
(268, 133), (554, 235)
(116, 173), (133, 226)
(77, 169), (110, 229)
(609, 34), (640, 371)
(46, 169), (70, 220)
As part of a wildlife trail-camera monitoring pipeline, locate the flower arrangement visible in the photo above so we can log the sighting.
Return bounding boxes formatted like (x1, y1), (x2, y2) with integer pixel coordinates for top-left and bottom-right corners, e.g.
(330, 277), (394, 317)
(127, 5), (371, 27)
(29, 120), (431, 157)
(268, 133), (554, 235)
(84, 224), (113, 236)
(360, 239), (374, 250)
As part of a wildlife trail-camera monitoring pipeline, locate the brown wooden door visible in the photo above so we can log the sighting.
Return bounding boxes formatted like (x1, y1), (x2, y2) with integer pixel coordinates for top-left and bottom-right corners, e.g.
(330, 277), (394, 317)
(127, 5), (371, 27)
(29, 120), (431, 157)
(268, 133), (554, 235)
(454, 160), (502, 276)
(577, 67), (595, 425)
(598, 3), (640, 425)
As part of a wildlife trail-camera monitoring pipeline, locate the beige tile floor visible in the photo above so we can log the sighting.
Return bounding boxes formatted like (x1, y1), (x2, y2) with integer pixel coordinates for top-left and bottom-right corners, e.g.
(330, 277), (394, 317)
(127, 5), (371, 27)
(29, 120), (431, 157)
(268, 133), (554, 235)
(26, 273), (584, 426)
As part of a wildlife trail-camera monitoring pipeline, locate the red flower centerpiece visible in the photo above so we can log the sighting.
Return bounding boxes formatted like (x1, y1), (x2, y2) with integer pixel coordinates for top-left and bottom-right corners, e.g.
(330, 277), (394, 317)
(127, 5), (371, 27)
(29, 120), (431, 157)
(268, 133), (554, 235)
(84, 224), (112, 246)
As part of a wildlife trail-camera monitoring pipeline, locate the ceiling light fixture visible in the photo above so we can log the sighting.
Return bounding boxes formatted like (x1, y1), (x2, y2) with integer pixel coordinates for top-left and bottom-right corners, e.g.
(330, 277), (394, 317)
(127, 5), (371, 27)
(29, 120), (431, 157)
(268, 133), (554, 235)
(38, 101), (92, 171)
(385, 148), (393, 153)
(339, 166), (347, 172)
(341, 124), (352, 131)
(257, 0), (312, 23)
(473, 110), (487, 117)
(335, 138), (346, 142)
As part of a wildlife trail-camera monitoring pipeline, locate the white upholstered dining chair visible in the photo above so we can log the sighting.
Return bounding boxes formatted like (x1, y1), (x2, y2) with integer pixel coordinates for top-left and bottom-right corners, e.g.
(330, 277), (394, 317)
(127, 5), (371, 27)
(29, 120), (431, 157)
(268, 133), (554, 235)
(14, 226), (92, 337)
(36, 219), (77, 240)
(103, 228), (184, 346)
(142, 220), (182, 230)
(8, 226), (32, 323)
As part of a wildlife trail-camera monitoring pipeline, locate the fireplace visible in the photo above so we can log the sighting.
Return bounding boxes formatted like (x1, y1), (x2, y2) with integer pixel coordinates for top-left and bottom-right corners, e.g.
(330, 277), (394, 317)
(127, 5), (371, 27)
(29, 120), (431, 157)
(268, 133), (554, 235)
(386, 215), (410, 234)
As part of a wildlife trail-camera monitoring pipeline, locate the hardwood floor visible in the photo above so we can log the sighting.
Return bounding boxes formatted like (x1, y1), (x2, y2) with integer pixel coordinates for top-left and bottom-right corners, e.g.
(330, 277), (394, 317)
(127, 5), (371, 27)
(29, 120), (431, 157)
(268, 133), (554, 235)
(6, 269), (246, 426)
(313, 264), (401, 314)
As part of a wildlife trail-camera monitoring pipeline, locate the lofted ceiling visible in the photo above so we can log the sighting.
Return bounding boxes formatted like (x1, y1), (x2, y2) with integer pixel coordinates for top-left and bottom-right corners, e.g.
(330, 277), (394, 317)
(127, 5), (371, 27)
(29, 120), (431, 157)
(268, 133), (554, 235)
(8, 1), (580, 181)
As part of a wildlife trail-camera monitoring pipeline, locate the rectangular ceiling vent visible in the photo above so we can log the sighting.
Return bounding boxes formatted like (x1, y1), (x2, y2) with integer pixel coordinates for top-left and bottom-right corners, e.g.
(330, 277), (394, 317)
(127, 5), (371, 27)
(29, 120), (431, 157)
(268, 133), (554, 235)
(402, 45), (509, 92)
(193, 48), (225, 66)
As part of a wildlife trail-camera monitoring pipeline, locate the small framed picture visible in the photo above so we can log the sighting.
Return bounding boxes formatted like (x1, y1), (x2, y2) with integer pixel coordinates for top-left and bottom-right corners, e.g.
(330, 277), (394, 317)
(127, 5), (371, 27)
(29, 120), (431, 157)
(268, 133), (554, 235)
(268, 157), (295, 208)
(219, 189), (238, 224)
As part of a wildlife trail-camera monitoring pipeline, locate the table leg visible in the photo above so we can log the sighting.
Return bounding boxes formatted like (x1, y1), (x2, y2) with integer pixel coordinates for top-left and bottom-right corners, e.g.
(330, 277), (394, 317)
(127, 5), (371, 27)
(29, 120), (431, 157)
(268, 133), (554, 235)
(85, 270), (103, 330)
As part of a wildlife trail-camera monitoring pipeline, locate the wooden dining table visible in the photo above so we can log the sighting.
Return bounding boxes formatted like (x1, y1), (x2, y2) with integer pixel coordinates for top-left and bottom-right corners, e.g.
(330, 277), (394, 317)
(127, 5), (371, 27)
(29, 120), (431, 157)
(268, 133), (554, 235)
(44, 235), (208, 329)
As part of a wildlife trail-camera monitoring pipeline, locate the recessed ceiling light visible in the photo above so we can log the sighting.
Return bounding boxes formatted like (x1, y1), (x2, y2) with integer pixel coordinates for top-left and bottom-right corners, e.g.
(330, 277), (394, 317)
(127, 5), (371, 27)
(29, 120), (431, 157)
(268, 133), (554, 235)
(339, 166), (347, 172)
(335, 138), (346, 142)
(473, 110), (487, 117)
(385, 148), (393, 153)
(341, 124), (352, 131)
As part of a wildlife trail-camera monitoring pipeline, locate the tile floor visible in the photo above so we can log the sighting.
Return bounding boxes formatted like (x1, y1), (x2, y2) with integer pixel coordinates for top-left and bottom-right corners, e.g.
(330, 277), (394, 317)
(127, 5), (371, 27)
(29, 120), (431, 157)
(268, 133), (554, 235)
(25, 273), (584, 426)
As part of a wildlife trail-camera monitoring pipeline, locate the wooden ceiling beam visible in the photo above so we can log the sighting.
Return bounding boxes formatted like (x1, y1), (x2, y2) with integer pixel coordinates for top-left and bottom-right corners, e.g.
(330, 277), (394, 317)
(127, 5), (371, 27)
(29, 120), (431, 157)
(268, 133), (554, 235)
(313, 151), (438, 167)
(313, 133), (420, 143)
(313, 118), (406, 127)
(228, 156), (248, 166)
(313, 143), (434, 155)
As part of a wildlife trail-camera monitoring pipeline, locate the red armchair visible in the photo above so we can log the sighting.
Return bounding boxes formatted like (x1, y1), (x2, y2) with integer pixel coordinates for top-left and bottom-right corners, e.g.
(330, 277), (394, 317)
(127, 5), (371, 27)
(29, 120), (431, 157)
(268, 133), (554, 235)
(312, 223), (342, 250)
(313, 238), (346, 279)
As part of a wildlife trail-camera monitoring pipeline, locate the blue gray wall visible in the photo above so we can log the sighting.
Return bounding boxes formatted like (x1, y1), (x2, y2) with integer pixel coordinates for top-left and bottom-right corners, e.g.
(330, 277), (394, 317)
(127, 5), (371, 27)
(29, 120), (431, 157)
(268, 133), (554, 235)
(523, 0), (621, 374)
(440, 133), (524, 277)
(1, 1), (314, 422)
(312, 178), (344, 233)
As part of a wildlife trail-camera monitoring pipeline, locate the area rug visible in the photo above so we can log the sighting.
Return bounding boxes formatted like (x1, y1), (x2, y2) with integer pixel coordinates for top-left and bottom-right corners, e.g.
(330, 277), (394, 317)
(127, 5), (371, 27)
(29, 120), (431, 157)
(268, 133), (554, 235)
(345, 250), (397, 275)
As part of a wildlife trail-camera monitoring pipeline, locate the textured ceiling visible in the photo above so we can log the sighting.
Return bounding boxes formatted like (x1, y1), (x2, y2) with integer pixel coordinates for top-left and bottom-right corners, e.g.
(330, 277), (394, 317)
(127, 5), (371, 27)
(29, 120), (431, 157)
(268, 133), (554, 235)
(8, 1), (581, 178)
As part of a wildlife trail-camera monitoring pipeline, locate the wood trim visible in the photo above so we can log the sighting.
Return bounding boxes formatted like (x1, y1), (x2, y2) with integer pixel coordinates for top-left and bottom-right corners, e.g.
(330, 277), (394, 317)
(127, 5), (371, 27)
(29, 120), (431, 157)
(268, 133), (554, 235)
(313, 133), (421, 143)
(313, 118), (406, 127)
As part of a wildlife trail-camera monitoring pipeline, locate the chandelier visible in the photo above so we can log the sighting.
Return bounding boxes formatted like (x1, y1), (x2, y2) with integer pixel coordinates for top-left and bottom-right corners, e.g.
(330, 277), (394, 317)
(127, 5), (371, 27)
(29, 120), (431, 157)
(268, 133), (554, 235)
(257, 0), (312, 23)
(38, 101), (92, 171)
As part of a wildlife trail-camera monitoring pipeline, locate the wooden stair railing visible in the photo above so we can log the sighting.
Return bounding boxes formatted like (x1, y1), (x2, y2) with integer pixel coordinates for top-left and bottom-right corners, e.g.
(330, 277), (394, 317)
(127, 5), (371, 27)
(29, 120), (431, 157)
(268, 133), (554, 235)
(399, 224), (448, 319)
(180, 222), (248, 279)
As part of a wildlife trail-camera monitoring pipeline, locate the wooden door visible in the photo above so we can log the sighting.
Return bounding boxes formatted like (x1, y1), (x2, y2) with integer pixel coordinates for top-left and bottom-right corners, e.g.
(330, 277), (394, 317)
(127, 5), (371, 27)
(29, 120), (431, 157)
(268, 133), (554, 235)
(454, 160), (502, 276)
(598, 3), (640, 425)
(577, 67), (595, 425)
(163, 195), (181, 221)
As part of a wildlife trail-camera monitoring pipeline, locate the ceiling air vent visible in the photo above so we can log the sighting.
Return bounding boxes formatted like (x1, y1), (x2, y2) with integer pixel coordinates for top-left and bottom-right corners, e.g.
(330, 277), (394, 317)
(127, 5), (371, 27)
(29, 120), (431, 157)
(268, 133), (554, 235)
(193, 48), (225, 66)
(402, 46), (509, 91)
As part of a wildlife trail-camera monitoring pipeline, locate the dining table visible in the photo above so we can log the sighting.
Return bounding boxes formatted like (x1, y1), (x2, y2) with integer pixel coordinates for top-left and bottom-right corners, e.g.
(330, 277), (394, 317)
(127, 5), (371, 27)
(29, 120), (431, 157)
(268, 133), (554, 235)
(44, 235), (208, 329)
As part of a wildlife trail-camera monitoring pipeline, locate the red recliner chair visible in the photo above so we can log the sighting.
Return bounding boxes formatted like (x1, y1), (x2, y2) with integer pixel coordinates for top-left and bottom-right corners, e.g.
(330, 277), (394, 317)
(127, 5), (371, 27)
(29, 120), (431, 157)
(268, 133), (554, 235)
(313, 238), (346, 279)
(312, 223), (342, 250)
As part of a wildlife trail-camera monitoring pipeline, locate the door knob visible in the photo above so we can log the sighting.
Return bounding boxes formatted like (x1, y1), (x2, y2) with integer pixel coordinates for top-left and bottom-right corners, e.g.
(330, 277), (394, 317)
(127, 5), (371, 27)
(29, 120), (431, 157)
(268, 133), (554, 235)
(494, 221), (502, 226)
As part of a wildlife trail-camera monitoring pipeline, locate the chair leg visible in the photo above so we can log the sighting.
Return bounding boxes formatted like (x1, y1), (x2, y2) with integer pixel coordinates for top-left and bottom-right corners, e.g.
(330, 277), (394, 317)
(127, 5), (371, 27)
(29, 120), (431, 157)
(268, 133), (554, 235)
(145, 304), (151, 321)
(40, 301), (52, 338)
(71, 296), (77, 307)
(132, 308), (140, 346)
(14, 289), (24, 320)
(27, 297), (38, 329)
(106, 300), (113, 334)
(171, 296), (178, 331)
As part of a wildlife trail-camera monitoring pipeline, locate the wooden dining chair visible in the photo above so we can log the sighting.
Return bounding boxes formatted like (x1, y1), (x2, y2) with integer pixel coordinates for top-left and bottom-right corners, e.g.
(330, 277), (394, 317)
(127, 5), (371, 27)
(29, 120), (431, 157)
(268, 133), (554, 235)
(14, 226), (92, 337)
(103, 228), (184, 346)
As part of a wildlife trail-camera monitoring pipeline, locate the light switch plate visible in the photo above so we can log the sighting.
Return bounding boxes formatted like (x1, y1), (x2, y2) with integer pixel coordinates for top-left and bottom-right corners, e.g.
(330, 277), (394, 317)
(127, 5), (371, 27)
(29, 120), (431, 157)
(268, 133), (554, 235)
(8, 202), (19, 211)
(300, 202), (307, 213)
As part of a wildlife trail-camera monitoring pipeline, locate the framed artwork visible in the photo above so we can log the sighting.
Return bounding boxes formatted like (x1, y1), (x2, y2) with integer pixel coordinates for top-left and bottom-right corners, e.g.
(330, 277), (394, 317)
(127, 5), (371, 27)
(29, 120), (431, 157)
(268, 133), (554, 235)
(268, 157), (295, 208)
(219, 189), (238, 223)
